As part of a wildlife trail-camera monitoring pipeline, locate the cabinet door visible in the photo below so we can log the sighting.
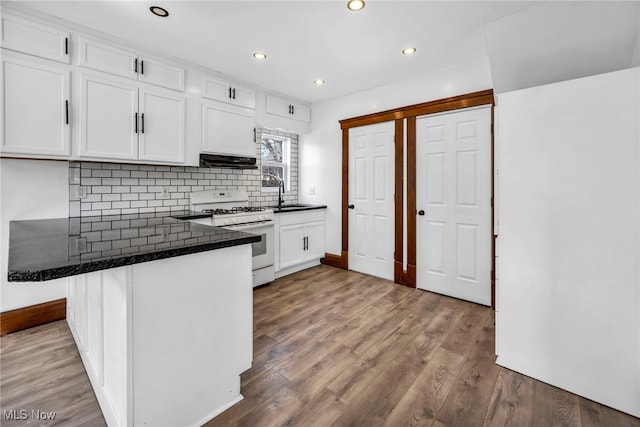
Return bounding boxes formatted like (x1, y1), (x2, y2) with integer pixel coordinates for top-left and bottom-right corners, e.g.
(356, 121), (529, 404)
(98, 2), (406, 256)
(279, 224), (305, 269)
(139, 89), (185, 163)
(202, 76), (231, 103)
(1, 53), (70, 156)
(291, 102), (311, 123)
(265, 95), (291, 118)
(203, 77), (255, 109)
(79, 38), (137, 81)
(201, 103), (256, 157)
(1, 15), (70, 63)
(80, 74), (138, 160)
(266, 95), (310, 123)
(231, 85), (255, 110)
(138, 55), (185, 92)
(304, 221), (326, 261)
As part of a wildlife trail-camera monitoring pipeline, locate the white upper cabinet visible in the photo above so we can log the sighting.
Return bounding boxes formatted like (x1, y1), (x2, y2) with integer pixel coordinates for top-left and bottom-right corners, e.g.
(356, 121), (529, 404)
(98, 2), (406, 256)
(80, 74), (138, 160)
(202, 76), (255, 110)
(79, 38), (185, 92)
(1, 15), (70, 64)
(139, 89), (185, 163)
(80, 73), (184, 163)
(1, 51), (71, 157)
(266, 95), (311, 123)
(138, 56), (185, 93)
(201, 102), (255, 158)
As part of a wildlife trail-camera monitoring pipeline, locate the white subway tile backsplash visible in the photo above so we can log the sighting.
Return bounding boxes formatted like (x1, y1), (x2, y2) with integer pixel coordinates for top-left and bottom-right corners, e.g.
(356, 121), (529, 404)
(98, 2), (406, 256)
(70, 128), (299, 216)
(92, 186), (111, 194)
(102, 194), (122, 202)
(112, 170), (131, 178)
(92, 170), (112, 178)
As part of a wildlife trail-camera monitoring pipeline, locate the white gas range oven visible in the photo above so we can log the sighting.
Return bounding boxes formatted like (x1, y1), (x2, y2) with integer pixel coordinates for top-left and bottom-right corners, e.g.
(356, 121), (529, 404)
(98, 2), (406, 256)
(187, 189), (274, 287)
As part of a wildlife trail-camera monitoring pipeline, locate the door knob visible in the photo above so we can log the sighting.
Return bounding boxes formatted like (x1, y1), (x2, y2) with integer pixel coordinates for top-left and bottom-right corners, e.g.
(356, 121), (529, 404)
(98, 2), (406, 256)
(418, 210), (425, 216)
(348, 204), (355, 209)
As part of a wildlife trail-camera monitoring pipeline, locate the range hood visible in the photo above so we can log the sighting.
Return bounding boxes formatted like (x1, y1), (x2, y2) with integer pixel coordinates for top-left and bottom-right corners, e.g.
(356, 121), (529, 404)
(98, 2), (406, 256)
(199, 153), (258, 169)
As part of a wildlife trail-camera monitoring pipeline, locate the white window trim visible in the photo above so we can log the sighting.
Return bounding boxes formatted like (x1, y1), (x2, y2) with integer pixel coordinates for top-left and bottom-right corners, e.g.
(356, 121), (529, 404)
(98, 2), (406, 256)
(261, 134), (290, 193)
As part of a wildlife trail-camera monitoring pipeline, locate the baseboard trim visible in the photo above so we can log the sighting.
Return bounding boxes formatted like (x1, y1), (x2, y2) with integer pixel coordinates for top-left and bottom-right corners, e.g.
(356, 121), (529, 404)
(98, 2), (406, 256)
(1, 299), (66, 337)
(321, 252), (348, 270)
(403, 264), (417, 288)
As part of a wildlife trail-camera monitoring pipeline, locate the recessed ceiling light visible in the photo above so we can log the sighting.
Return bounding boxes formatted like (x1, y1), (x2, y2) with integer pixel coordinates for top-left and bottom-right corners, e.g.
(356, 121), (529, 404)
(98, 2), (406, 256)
(253, 52), (267, 60)
(402, 47), (417, 55)
(314, 79), (325, 85)
(149, 6), (169, 17)
(347, 0), (365, 11)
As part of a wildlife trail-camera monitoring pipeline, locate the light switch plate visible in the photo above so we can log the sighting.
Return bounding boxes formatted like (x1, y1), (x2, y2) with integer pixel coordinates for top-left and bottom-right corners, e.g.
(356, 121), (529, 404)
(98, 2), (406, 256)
(77, 186), (87, 199)
(309, 186), (316, 195)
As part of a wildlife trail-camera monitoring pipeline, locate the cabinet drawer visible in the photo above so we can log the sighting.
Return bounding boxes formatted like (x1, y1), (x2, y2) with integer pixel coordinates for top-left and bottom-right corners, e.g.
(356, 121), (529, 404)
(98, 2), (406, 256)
(1, 15), (70, 64)
(278, 210), (325, 226)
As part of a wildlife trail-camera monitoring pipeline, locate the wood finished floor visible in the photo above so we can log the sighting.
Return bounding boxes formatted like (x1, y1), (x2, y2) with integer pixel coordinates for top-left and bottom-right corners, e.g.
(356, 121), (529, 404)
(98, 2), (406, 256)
(1, 265), (638, 427)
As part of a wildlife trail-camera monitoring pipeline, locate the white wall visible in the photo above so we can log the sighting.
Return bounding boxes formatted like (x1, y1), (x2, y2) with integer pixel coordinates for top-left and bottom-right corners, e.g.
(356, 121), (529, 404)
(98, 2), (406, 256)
(495, 67), (640, 417)
(0, 159), (69, 312)
(300, 57), (493, 255)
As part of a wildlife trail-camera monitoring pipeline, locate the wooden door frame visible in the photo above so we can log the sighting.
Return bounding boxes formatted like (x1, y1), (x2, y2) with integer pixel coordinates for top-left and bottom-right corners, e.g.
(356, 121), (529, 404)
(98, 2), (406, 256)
(321, 89), (496, 306)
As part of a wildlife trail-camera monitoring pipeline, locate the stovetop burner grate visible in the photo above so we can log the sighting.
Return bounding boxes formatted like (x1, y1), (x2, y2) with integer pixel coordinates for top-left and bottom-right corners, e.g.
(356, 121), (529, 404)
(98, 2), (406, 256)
(201, 206), (265, 215)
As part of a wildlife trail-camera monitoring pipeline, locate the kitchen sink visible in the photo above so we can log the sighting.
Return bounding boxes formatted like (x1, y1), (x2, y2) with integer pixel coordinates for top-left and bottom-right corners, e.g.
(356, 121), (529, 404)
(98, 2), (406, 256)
(268, 204), (318, 211)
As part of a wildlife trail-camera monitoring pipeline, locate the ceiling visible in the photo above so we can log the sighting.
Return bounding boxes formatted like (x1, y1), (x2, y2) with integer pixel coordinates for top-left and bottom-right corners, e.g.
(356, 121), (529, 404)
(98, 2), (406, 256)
(13, 1), (640, 104)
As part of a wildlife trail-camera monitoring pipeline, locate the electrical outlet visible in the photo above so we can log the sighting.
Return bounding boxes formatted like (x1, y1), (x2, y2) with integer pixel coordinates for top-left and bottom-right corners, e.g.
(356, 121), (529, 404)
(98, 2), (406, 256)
(309, 186), (316, 195)
(76, 237), (87, 253)
(161, 187), (170, 199)
(77, 186), (87, 199)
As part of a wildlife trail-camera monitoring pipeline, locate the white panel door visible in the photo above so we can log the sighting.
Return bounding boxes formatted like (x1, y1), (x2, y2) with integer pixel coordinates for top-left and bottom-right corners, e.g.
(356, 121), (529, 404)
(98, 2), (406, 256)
(80, 74), (138, 160)
(1, 53), (70, 156)
(138, 89), (185, 163)
(348, 121), (395, 280)
(416, 106), (492, 305)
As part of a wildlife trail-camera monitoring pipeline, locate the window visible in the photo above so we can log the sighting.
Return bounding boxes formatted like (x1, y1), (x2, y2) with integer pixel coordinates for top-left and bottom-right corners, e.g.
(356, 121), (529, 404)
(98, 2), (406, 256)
(261, 134), (290, 191)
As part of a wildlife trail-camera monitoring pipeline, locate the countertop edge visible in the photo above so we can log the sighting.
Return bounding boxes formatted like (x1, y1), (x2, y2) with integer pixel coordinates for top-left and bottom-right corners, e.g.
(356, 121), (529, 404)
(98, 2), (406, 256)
(271, 205), (327, 214)
(8, 235), (260, 282)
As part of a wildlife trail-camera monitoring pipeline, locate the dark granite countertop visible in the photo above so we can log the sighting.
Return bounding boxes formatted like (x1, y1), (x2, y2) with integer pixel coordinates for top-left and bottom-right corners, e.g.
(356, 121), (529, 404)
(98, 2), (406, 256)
(8, 211), (260, 282)
(267, 204), (327, 213)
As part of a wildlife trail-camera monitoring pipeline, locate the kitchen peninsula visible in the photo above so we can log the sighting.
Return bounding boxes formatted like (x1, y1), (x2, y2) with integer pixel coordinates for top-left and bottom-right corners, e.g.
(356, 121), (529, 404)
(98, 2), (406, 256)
(7, 212), (259, 426)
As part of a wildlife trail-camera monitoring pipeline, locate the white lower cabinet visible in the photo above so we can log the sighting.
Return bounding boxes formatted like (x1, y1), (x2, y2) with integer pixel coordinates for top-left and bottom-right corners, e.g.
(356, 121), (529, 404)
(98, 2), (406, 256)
(275, 209), (326, 277)
(80, 73), (184, 163)
(1, 50), (70, 157)
(66, 246), (253, 427)
(202, 101), (256, 158)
